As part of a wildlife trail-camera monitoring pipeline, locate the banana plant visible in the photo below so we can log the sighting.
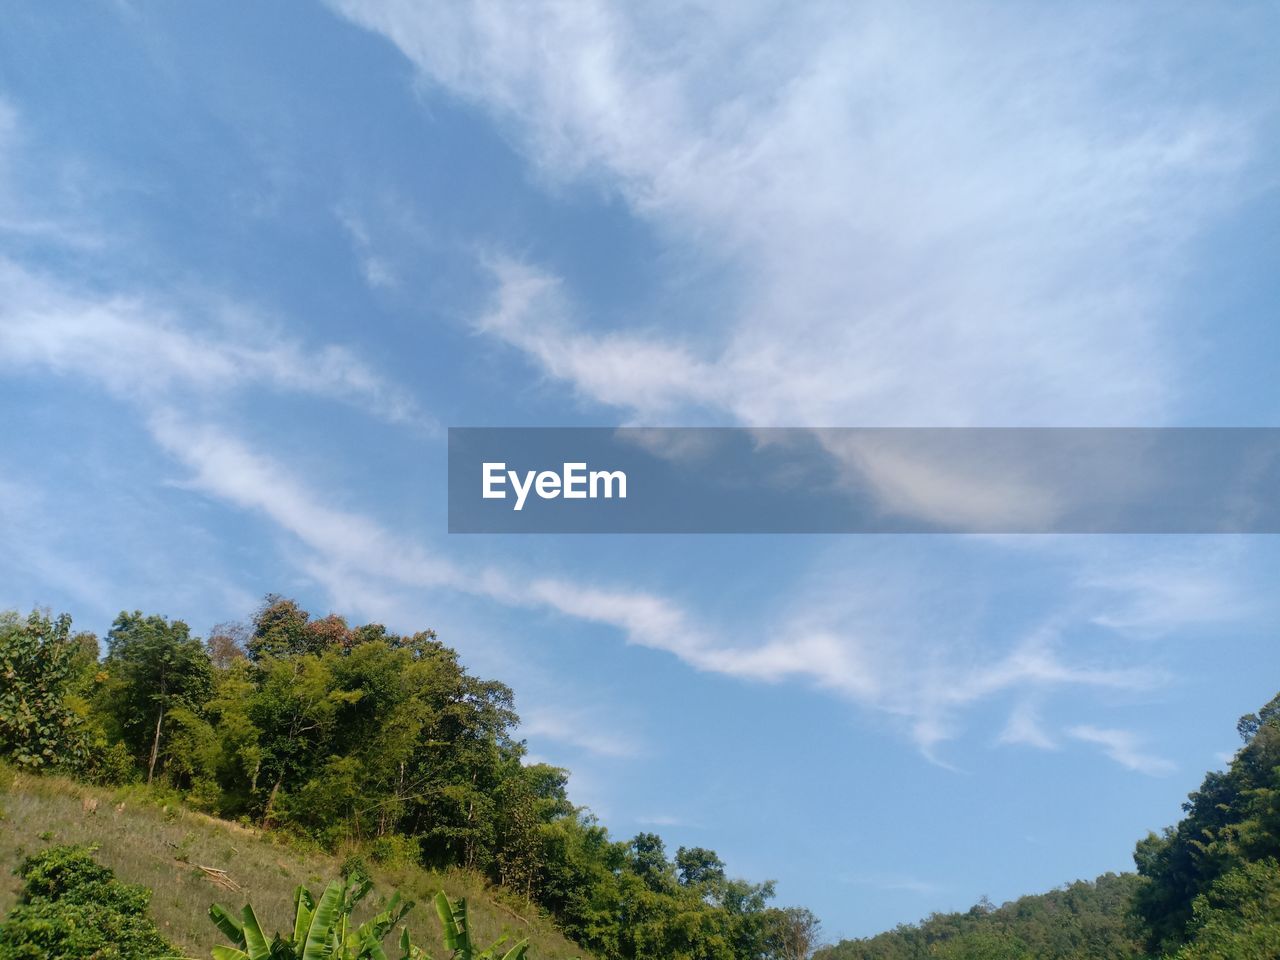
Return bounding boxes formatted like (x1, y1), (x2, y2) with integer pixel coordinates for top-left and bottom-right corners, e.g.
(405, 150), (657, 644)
(209, 875), (423, 960)
(433, 893), (528, 960)
(208, 879), (530, 960)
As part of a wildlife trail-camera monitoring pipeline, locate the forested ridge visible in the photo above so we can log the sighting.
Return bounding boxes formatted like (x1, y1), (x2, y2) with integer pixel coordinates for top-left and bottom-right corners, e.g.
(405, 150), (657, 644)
(0, 599), (818, 960)
(3, 597), (1280, 959)
(817, 691), (1280, 960)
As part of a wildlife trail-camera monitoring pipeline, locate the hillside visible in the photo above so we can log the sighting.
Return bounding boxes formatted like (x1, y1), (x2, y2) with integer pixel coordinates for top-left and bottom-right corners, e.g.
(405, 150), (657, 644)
(816, 690), (1280, 960)
(0, 772), (590, 959)
(6, 602), (1280, 959)
(813, 873), (1145, 960)
(0, 601), (812, 960)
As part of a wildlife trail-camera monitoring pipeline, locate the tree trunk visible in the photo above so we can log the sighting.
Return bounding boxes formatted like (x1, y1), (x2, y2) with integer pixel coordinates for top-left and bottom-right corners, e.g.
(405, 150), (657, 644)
(146, 705), (164, 785)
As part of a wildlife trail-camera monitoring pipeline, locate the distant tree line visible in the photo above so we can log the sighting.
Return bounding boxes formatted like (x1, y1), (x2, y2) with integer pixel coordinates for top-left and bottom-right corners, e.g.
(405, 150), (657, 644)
(815, 691), (1280, 960)
(0, 600), (819, 960)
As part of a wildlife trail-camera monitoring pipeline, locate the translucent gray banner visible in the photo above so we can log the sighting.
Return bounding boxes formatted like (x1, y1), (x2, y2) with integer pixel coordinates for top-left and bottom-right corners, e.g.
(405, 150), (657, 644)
(447, 428), (1280, 533)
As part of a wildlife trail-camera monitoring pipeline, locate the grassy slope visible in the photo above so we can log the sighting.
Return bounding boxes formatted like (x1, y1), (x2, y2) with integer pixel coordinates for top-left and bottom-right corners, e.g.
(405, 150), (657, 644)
(0, 773), (589, 959)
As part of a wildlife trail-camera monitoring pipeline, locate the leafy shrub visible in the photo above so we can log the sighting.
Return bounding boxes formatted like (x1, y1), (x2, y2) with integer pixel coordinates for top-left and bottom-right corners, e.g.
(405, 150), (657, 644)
(80, 739), (138, 787)
(370, 835), (420, 868)
(0, 844), (176, 960)
(340, 854), (371, 884)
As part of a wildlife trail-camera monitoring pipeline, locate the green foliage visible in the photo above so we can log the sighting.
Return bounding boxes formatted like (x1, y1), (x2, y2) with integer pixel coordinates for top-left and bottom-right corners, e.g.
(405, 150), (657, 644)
(15, 593), (1280, 960)
(0, 610), (89, 771)
(210, 875), (417, 959)
(16, 598), (799, 960)
(813, 873), (1146, 960)
(434, 892), (529, 960)
(100, 610), (214, 785)
(207, 875), (530, 960)
(1173, 859), (1280, 959)
(1133, 691), (1280, 954)
(0, 844), (176, 959)
(370, 835), (421, 868)
(819, 687), (1280, 960)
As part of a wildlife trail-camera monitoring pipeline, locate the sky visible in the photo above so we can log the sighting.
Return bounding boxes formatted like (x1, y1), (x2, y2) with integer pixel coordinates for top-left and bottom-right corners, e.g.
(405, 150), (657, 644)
(1, 0), (1279, 942)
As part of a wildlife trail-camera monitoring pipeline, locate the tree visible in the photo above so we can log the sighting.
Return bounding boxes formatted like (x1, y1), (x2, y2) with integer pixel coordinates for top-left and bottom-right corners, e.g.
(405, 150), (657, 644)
(1133, 692), (1280, 954)
(1173, 859), (1280, 959)
(678, 847), (727, 890)
(208, 620), (250, 669)
(629, 833), (675, 892)
(762, 911), (824, 960)
(101, 610), (213, 784)
(0, 609), (89, 771)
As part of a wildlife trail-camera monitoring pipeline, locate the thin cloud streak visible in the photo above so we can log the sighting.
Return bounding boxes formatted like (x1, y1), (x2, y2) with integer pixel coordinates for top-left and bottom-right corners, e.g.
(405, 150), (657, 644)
(0, 257), (426, 427)
(520, 707), (643, 759)
(1068, 725), (1176, 776)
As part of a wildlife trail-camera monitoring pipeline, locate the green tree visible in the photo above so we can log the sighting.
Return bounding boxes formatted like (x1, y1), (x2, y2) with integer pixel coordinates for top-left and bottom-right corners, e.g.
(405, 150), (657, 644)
(678, 847), (727, 890)
(1133, 691), (1280, 953)
(0, 609), (89, 771)
(1173, 858), (1280, 960)
(100, 610), (213, 784)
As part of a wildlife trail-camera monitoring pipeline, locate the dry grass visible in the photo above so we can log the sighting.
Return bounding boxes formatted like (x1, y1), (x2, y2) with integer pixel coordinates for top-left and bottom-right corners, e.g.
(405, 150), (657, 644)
(0, 773), (588, 959)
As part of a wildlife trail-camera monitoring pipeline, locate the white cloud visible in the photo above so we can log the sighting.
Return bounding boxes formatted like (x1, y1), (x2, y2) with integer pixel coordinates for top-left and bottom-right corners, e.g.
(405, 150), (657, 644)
(1068, 724), (1175, 776)
(1079, 545), (1255, 637)
(1, 39), (1266, 773)
(333, 0), (1260, 429)
(635, 813), (689, 828)
(520, 707), (642, 759)
(335, 206), (398, 290)
(0, 257), (425, 426)
(999, 700), (1058, 751)
(839, 872), (941, 896)
(142, 411), (1170, 759)
(141, 402), (1267, 764)
(474, 257), (725, 416)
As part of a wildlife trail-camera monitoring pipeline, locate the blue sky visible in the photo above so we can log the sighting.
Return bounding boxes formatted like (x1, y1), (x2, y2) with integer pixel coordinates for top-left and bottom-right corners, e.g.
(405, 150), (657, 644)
(2, 0), (1279, 941)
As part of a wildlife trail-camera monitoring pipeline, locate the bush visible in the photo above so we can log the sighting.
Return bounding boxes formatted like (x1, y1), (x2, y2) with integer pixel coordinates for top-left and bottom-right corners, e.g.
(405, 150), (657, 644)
(0, 845), (175, 960)
(370, 834), (421, 868)
(79, 739), (137, 787)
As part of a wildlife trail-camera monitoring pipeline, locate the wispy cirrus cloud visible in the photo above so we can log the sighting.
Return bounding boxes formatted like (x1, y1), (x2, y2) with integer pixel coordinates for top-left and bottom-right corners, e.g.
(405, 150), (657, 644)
(1080, 548), (1255, 637)
(332, 0), (1274, 540)
(839, 872), (942, 896)
(117, 411), (1210, 763)
(0, 77), (1254, 783)
(0, 258), (1238, 764)
(999, 700), (1058, 752)
(333, 0), (1265, 429)
(335, 205), (398, 291)
(1068, 725), (1176, 776)
(520, 706), (643, 759)
(0, 257), (426, 426)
